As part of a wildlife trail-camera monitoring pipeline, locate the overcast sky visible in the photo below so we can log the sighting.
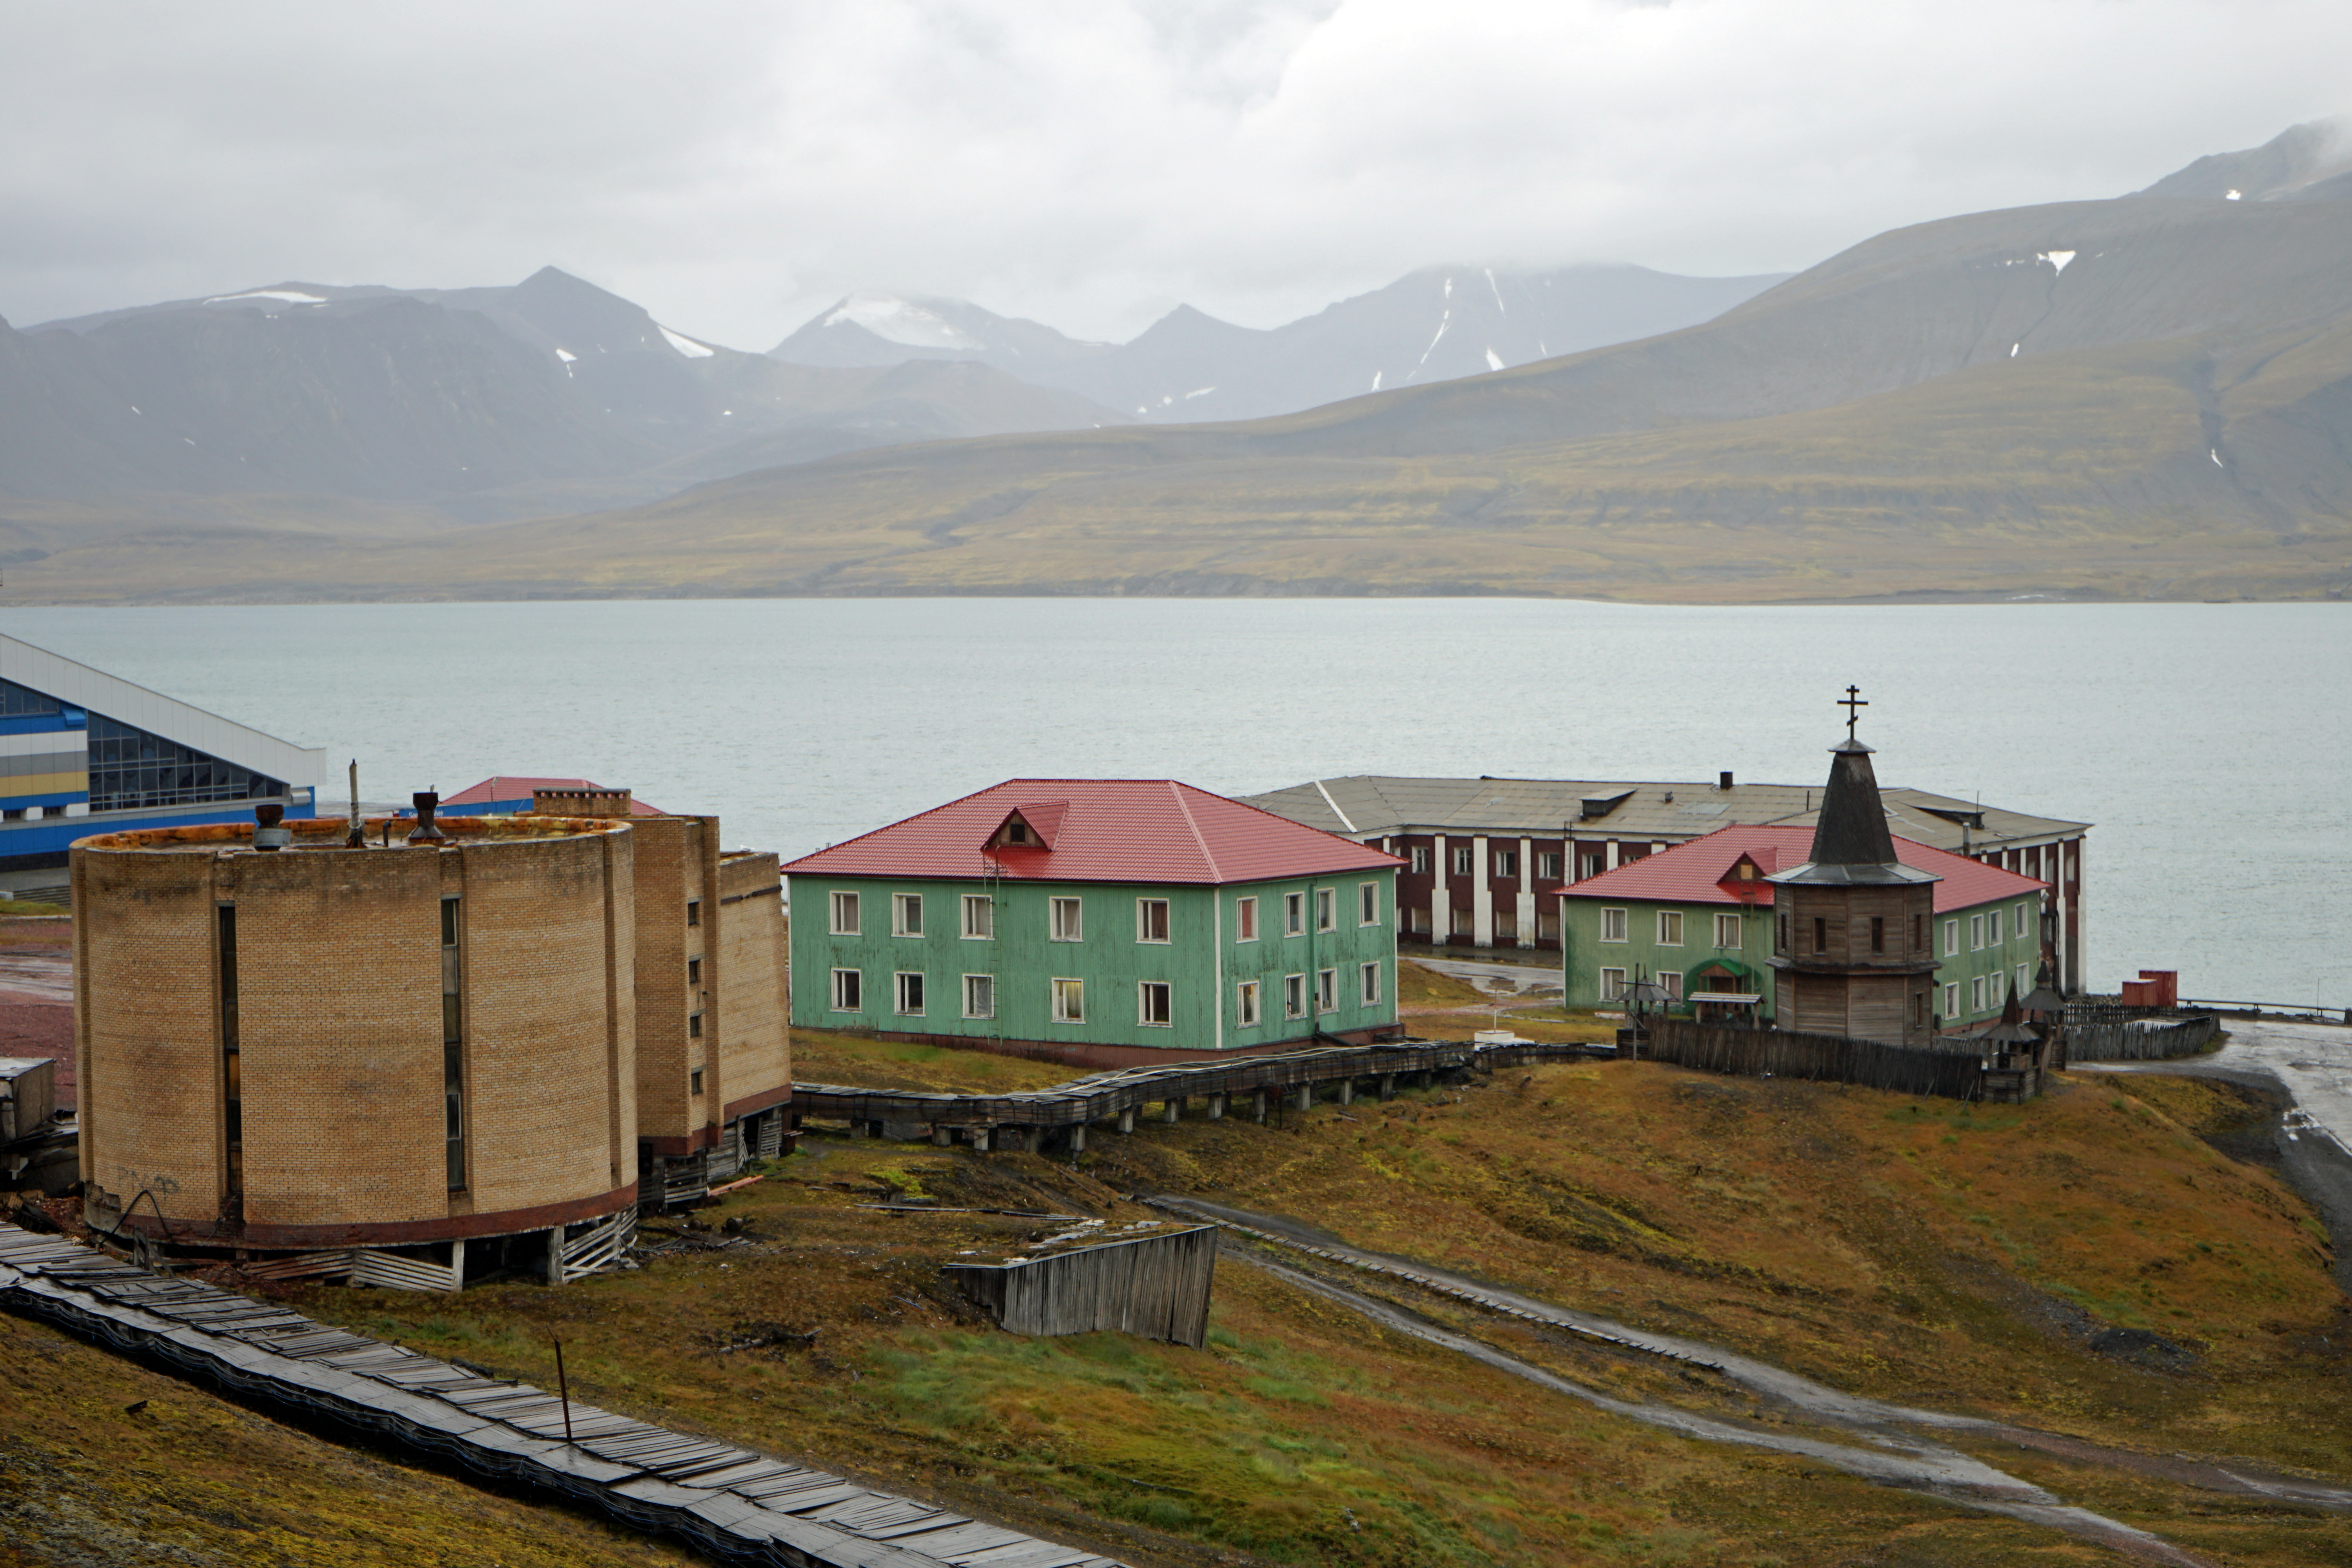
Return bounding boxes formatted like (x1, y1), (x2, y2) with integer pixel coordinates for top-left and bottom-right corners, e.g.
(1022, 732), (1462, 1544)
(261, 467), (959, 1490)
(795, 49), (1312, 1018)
(3, 1), (2346, 348)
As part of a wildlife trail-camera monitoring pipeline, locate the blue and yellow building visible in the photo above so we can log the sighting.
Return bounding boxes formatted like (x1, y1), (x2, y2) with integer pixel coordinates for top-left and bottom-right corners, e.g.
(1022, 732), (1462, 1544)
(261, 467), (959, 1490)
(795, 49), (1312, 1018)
(1, 632), (324, 896)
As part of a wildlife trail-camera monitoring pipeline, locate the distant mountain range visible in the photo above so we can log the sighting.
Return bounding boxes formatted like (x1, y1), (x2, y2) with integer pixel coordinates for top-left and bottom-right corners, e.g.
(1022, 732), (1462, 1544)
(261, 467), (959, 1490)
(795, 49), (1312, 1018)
(767, 265), (1790, 424)
(3, 115), (2349, 603)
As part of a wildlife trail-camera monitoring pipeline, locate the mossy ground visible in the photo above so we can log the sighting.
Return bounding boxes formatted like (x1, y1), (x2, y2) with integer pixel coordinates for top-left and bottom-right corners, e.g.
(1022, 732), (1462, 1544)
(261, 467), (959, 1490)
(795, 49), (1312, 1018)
(224, 1054), (2347, 1566)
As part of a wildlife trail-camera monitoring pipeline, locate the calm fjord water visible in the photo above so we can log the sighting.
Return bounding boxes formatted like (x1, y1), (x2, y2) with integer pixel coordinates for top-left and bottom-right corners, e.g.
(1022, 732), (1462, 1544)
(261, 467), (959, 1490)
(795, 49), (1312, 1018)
(6, 599), (2341, 1003)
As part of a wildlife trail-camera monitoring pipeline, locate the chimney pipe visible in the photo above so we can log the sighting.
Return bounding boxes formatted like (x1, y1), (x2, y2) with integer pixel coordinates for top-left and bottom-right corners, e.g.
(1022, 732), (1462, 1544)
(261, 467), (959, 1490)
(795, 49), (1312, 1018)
(252, 802), (290, 852)
(1719, 771), (1733, 791)
(407, 790), (445, 845)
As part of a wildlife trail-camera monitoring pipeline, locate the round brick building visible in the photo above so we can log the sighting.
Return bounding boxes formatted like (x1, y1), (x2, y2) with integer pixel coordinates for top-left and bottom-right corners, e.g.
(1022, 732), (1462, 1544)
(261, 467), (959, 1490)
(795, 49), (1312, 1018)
(72, 808), (640, 1284)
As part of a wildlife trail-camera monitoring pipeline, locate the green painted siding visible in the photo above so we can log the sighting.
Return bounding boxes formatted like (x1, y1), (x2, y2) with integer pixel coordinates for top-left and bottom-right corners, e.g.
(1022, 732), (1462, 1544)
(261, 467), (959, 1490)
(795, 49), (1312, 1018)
(1561, 891), (2043, 1030)
(789, 869), (1398, 1052)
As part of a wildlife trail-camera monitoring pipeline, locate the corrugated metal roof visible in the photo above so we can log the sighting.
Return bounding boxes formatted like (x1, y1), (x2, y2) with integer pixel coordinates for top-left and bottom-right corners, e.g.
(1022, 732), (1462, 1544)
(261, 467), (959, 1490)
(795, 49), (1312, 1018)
(1558, 825), (2047, 915)
(1243, 775), (2087, 854)
(782, 779), (1403, 886)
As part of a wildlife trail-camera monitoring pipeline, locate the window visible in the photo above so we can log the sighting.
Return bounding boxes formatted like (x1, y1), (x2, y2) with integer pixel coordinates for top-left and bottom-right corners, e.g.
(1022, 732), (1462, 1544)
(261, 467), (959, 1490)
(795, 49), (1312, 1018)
(1579, 851), (1605, 880)
(1943, 982), (1959, 1018)
(1450, 847), (1473, 876)
(829, 891), (860, 936)
(1714, 913), (1742, 949)
(962, 893), (993, 939)
(690, 1067), (704, 1095)
(1813, 916), (1828, 953)
(963, 974), (995, 1019)
(1969, 913), (1985, 951)
(1451, 906), (1475, 938)
(1359, 881), (1380, 925)
(686, 899), (701, 929)
(2017, 963), (2031, 997)
(1051, 977), (1085, 1023)
(1600, 908), (1628, 942)
(1657, 911), (1683, 946)
(1777, 913), (1789, 953)
(1659, 971), (1682, 1000)
(1360, 962), (1381, 1005)
(1316, 968), (1338, 1013)
(1409, 847), (1429, 874)
(1537, 911), (1559, 942)
(1969, 975), (1985, 1012)
(1494, 911), (1518, 942)
(1283, 973), (1307, 1019)
(1913, 991), (1926, 1025)
(1943, 918), (1960, 957)
(1870, 916), (1885, 955)
(1139, 981), (1172, 1026)
(895, 971), (925, 1015)
(1537, 851), (1563, 880)
(1136, 897), (1170, 943)
(831, 968), (862, 1011)
(686, 956), (701, 987)
(1236, 896), (1258, 941)
(439, 898), (462, 1192)
(1599, 967), (1626, 1001)
(1912, 914), (1923, 952)
(1986, 909), (2002, 945)
(1284, 891), (1305, 936)
(688, 1010), (703, 1038)
(1494, 849), (1519, 878)
(2016, 901), (2033, 940)
(893, 893), (923, 937)
(1237, 981), (1261, 1027)
(1315, 888), (1336, 931)
(1051, 897), (1083, 942)
(85, 711), (287, 813)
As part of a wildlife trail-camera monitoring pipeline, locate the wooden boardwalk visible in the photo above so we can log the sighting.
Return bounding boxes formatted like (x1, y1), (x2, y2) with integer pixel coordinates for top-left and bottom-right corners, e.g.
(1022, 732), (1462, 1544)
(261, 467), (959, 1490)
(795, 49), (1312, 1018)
(793, 1037), (1614, 1147)
(0, 1222), (1126, 1568)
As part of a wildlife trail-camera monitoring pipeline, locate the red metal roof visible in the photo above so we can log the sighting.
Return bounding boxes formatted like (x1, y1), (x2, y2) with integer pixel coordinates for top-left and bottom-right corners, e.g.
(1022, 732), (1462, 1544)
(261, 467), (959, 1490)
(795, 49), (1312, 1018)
(783, 779), (1403, 886)
(1557, 825), (2046, 915)
(444, 776), (666, 816)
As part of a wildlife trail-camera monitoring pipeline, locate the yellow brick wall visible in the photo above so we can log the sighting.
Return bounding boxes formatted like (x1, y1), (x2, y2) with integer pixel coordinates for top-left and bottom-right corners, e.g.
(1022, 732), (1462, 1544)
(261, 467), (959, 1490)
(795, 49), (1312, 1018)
(717, 850), (790, 1114)
(627, 815), (699, 1143)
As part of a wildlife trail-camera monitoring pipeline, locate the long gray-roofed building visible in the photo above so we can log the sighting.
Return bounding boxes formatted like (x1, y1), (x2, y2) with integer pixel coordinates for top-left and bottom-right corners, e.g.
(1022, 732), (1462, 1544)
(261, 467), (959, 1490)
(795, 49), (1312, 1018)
(1240, 774), (2090, 991)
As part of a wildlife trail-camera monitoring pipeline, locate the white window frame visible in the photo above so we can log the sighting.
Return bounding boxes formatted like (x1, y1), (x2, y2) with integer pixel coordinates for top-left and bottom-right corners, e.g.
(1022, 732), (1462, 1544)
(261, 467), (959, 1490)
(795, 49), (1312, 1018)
(1494, 849), (1518, 878)
(1283, 891), (1305, 936)
(1713, 913), (1741, 949)
(1451, 846), (1474, 877)
(1969, 913), (1984, 951)
(1409, 847), (1429, 874)
(1359, 961), (1381, 1006)
(1944, 981), (1959, 1018)
(1050, 896), (1083, 942)
(962, 973), (995, 1019)
(1600, 908), (1628, 943)
(1599, 967), (1626, 1001)
(1943, 918), (1960, 957)
(1657, 910), (1683, 947)
(1051, 976), (1085, 1023)
(1316, 967), (1338, 1014)
(1236, 980), (1261, 1027)
(1315, 887), (1336, 932)
(829, 890), (860, 936)
(1138, 980), (1172, 1027)
(1283, 973), (1307, 1020)
(1969, 975), (1985, 1013)
(1358, 880), (1380, 926)
(830, 967), (862, 1012)
(961, 893), (993, 940)
(2016, 901), (2033, 940)
(892, 892), (923, 937)
(1236, 895), (1258, 942)
(1659, 971), (1682, 1000)
(893, 971), (925, 1016)
(1987, 909), (2002, 946)
(1136, 897), (1171, 944)
(2017, 964), (2031, 998)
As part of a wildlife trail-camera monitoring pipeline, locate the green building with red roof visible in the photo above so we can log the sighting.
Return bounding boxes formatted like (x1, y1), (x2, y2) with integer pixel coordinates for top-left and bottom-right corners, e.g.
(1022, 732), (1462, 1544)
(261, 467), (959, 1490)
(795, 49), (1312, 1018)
(783, 780), (1404, 1066)
(1559, 824), (2048, 1033)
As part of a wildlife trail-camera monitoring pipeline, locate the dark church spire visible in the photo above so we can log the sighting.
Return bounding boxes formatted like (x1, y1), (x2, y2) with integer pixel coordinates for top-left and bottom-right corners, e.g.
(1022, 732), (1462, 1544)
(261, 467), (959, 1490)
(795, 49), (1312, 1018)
(1771, 687), (1937, 887)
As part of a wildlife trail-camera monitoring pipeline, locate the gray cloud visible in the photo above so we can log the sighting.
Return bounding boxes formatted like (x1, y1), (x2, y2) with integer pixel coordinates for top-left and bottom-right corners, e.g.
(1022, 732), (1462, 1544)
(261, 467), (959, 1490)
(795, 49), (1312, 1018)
(2, 0), (2345, 347)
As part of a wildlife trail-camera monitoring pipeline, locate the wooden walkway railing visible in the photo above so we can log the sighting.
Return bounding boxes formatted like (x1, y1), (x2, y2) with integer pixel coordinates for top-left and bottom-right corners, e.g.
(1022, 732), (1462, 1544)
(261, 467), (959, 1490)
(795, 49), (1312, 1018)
(0, 1222), (1127, 1568)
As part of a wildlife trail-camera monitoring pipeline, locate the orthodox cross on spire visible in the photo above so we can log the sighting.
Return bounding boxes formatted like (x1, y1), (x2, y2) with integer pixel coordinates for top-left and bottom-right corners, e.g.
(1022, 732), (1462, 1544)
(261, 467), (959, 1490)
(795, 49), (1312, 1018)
(1839, 684), (1868, 739)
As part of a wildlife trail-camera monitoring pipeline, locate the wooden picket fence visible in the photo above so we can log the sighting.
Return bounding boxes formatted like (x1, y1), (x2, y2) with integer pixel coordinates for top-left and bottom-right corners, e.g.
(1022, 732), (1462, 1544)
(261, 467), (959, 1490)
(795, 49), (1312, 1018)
(1645, 1019), (1988, 1101)
(2060, 1013), (2220, 1063)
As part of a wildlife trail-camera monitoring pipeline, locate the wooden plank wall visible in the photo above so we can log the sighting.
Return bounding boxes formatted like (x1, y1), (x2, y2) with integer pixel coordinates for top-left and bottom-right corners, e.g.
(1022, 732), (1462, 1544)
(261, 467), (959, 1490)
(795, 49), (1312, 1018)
(946, 1226), (1218, 1349)
(2062, 1014), (2220, 1063)
(1647, 1019), (1987, 1100)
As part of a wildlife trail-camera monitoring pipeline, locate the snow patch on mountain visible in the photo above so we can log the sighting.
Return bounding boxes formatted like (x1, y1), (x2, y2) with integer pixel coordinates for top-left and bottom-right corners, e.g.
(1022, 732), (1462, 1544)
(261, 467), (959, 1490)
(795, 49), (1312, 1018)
(1485, 347), (1505, 372)
(659, 326), (715, 359)
(204, 289), (326, 306)
(823, 292), (980, 350)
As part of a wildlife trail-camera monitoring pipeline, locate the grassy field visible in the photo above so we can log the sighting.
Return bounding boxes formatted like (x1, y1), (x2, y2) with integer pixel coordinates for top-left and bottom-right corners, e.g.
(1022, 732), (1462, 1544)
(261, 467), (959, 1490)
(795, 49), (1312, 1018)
(189, 1056), (2347, 1567)
(788, 1025), (1077, 1094)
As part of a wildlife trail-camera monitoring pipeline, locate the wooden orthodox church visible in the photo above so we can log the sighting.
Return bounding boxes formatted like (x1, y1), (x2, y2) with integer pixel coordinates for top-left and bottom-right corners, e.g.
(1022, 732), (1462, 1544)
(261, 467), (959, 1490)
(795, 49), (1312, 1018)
(1766, 692), (1942, 1047)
